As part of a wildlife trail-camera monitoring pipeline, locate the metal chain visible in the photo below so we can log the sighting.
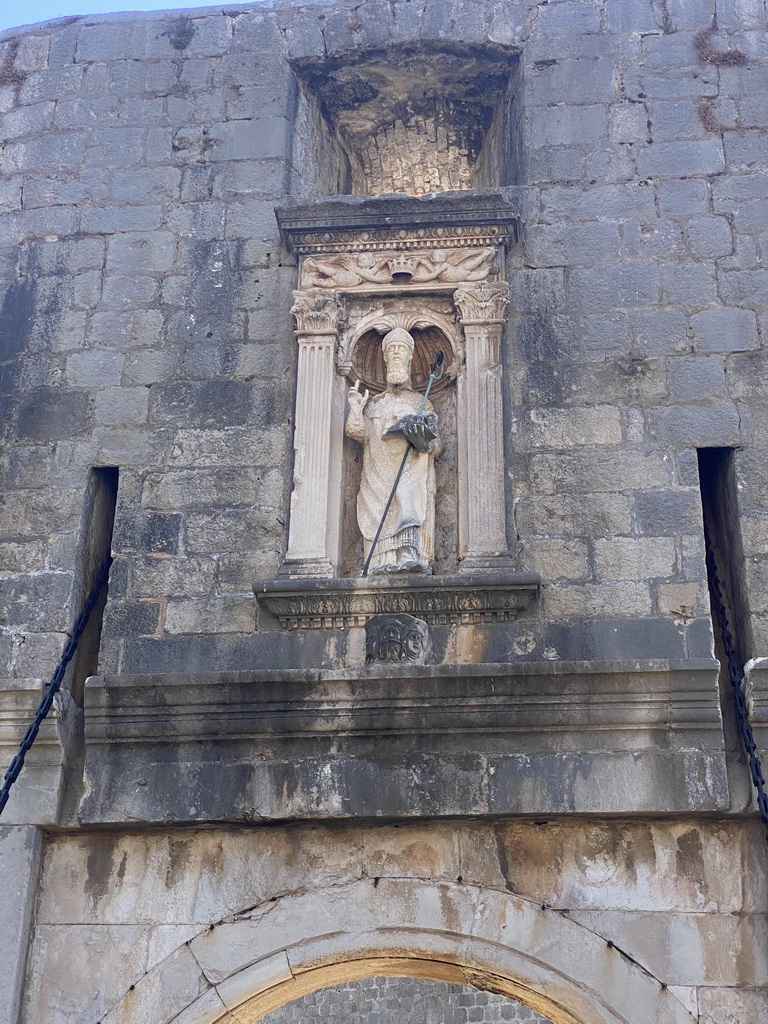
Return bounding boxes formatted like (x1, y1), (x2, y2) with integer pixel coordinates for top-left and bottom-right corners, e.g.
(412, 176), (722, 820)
(0, 557), (113, 817)
(703, 525), (768, 843)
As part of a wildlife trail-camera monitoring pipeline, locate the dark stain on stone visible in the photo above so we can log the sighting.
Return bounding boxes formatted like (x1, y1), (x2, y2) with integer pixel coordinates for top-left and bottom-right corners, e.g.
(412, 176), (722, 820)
(85, 842), (115, 907)
(0, 278), (37, 362)
(166, 837), (193, 888)
(676, 828), (704, 880)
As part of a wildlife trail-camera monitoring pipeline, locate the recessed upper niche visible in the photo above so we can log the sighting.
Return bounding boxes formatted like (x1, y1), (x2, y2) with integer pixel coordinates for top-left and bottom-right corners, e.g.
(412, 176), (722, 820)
(291, 44), (521, 197)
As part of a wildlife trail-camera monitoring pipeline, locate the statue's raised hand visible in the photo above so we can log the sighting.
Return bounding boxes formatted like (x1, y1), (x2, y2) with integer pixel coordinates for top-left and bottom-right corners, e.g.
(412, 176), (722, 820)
(348, 379), (369, 413)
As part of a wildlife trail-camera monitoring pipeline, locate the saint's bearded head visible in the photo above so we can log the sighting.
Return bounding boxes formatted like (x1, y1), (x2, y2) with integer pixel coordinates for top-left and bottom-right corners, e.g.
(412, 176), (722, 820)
(382, 327), (414, 388)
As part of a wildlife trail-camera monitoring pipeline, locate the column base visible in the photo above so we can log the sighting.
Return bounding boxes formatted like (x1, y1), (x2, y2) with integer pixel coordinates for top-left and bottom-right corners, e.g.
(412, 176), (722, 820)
(278, 558), (335, 579)
(458, 552), (516, 573)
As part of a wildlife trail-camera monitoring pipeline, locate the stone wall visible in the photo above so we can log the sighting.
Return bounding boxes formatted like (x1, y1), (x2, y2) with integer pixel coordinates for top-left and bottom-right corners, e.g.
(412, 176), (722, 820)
(1, 1), (768, 1023)
(0, 0), (766, 681)
(261, 975), (548, 1024)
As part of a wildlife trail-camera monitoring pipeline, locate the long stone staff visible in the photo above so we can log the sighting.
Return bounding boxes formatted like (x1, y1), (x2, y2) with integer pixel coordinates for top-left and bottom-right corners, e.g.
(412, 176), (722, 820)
(361, 351), (445, 577)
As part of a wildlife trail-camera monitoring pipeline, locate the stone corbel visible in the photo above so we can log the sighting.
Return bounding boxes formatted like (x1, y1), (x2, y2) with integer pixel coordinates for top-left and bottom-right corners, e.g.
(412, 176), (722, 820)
(453, 282), (512, 571)
(282, 289), (344, 577)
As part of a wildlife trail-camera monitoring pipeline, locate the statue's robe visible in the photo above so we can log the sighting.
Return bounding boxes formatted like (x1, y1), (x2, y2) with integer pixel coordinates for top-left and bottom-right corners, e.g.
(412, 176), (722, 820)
(346, 387), (437, 573)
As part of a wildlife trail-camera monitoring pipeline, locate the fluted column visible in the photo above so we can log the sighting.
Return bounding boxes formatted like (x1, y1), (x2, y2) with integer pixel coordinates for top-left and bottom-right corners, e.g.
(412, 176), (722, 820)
(454, 282), (512, 572)
(282, 289), (341, 577)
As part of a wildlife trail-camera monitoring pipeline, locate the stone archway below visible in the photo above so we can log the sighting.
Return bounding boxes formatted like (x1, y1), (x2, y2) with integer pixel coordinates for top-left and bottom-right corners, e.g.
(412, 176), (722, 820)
(98, 878), (698, 1024)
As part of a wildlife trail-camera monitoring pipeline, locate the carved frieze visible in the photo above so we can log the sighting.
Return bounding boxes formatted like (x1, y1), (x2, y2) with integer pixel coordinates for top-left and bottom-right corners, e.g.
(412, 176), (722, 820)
(255, 573), (540, 630)
(300, 247), (498, 291)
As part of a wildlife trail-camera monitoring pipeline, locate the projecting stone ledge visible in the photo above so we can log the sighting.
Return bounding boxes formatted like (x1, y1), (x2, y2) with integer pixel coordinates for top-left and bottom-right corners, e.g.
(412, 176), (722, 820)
(254, 572), (541, 629)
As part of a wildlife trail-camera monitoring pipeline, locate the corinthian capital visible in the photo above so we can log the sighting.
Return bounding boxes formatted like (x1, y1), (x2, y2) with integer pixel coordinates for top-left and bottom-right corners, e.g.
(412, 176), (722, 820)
(291, 289), (341, 336)
(453, 282), (509, 324)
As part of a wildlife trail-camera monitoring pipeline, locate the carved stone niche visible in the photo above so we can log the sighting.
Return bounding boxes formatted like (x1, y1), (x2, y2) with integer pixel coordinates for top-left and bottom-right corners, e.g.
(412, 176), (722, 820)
(257, 192), (539, 634)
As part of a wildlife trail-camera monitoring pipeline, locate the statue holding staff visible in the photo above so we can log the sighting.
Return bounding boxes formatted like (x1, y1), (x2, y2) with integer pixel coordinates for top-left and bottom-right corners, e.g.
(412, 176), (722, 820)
(346, 328), (442, 574)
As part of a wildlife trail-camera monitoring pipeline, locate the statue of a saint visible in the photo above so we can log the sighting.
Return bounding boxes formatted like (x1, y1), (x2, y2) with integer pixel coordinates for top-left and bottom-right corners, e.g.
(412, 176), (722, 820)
(346, 328), (442, 574)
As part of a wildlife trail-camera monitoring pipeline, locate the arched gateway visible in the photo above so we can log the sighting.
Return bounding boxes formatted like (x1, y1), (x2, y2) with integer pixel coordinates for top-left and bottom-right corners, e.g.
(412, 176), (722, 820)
(99, 879), (694, 1024)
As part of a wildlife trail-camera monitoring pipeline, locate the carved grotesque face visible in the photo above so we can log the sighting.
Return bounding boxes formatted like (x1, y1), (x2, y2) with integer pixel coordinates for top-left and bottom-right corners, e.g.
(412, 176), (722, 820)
(383, 340), (412, 387)
(403, 623), (426, 660)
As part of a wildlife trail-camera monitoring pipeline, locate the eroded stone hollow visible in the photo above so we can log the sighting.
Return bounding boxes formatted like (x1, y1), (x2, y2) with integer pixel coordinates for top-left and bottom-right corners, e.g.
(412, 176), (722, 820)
(292, 44), (521, 195)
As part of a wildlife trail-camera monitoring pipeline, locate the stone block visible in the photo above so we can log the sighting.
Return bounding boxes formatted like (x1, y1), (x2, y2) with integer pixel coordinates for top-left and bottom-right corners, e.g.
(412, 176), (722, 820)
(656, 581), (704, 622)
(123, 349), (176, 386)
(529, 104), (607, 148)
(515, 493), (632, 537)
(609, 101), (649, 144)
(529, 449), (672, 495)
(536, 2), (600, 34)
(0, 540), (47, 573)
(569, 262), (659, 311)
(94, 387), (149, 426)
(114, 511), (182, 556)
(724, 129), (768, 170)
(632, 489), (702, 535)
(101, 944), (208, 1024)
(131, 556), (217, 598)
(18, 66), (84, 104)
(150, 381), (251, 429)
(687, 217), (733, 259)
(23, 923), (151, 1024)
(65, 349), (124, 387)
(522, 539), (589, 580)
(594, 537), (676, 580)
(718, 268), (768, 308)
(141, 468), (259, 509)
(649, 99), (707, 141)
(102, 599), (161, 639)
(75, 22), (133, 62)
(529, 59), (616, 107)
(567, 909), (768, 986)
(0, 826), (42, 1024)
(668, 355), (727, 401)
(581, 312), (632, 354)
(169, 427), (287, 468)
(183, 509), (278, 554)
(498, 821), (756, 912)
(647, 403), (742, 447)
(544, 581), (652, 618)
(690, 308), (759, 353)
(16, 387), (90, 440)
(523, 406), (622, 449)
(636, 139), (724, 176)
(630, 310), (689, 355)
(0, 571), (73, 631)
(661, 262), (717, 309)
(206, 118), (289, 162)
(106, 231), (177, 274)
(605, 0), (659, 31)
(699, 988), (768, 1024)
(80, 204), (163, 234)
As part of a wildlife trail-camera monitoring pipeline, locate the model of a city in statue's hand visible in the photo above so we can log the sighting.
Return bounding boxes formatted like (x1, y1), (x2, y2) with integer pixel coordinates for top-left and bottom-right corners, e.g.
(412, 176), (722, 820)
(345, 327), (442, 574)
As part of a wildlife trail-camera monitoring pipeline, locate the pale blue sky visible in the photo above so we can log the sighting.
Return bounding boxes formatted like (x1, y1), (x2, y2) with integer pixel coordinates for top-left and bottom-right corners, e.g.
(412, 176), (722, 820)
(0, 0), (263, 34)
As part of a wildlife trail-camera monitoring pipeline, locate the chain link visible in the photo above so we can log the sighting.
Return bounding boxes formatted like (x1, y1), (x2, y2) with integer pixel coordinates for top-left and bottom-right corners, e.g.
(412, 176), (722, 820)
(0, 557), (113, 817)
(703, 525), (768, 842)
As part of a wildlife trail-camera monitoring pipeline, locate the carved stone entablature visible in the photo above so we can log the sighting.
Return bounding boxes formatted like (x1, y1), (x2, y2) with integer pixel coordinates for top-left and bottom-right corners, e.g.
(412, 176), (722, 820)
(276, 192), (520, 257)
(254, 573), (541, 630)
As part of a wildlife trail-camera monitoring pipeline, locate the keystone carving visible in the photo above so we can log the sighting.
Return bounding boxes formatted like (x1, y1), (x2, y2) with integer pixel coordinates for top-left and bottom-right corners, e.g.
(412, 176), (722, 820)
(365, 613), (429, 665)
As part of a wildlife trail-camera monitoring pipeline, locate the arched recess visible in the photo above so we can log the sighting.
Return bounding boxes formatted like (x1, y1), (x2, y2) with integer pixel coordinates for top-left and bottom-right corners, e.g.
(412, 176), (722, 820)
(98, 878), (697, 1024)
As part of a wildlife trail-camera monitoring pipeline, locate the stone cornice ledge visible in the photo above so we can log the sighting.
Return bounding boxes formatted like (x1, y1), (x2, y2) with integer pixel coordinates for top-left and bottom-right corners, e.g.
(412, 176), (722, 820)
(254, 572), (541, 629)
(275, 189), (522, 255)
